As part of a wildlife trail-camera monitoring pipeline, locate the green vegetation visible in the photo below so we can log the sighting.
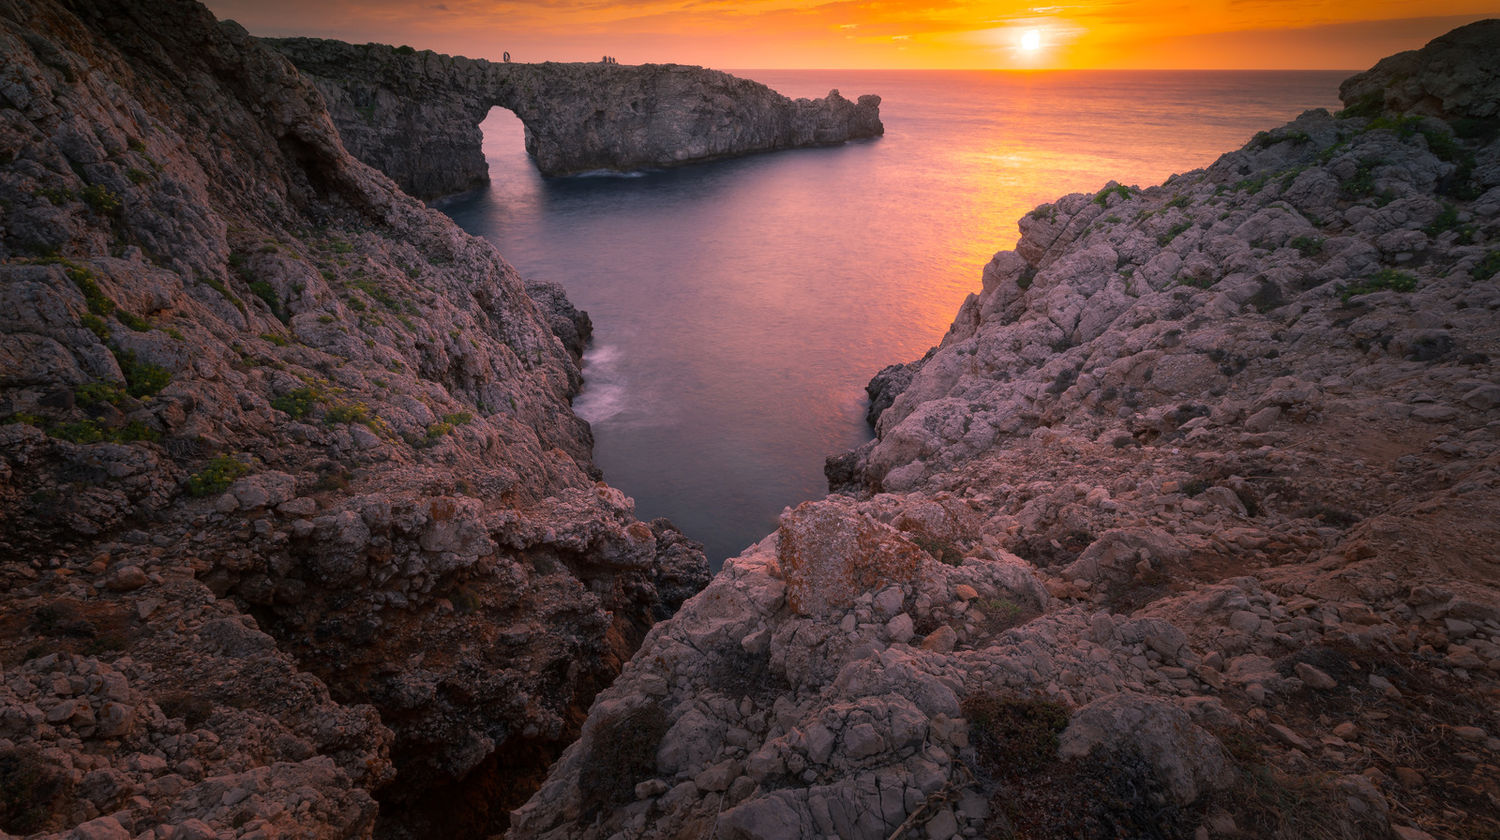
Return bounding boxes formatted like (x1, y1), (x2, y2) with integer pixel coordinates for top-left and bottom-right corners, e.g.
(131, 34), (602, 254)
(1233, 175), (1268, 195)
(976, 596), (1034, 634)
(1341, 162), (1377, 198)
(1026, 205), (1057, 222)
(1157, 221), (1192, 246)
(1289, 235), (1324, 256)
(394, 44), (416, 55)
(1334, 91), (1382, 119)
(325, 401), (378, 428)
(80, 184), (121, 215)
(112, 348), (170, 397)
(1423, 202), (1474, 243)
(259, 332), (288, 347)
(80, 314), (109, 341)
(1472, 250), (1500, 281)
(33, 186), (74, 206)
(116, 309), (150, 332)
(1165, 194), (1191, 209)
(198, 274), (244, 313)
(1093, 184), (1132, 206)
(248, 280), (289, 324)
(1340, 268), (1417, 302)
(50, 418), (157, 444)
(348, 276), (399, 310)
(270, 386), (321, 419)
(1176, 271), (1216, 290)
(125, 168), (150, 185)
(66, 263), (113, 317)
(418, 412), (476, 446)
(74, 381), (127, 409)
(186, 455), (252, 496)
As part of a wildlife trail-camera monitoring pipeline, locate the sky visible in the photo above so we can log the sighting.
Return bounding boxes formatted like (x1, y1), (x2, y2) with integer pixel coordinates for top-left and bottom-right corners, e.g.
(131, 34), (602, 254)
(202, 0), (1499, 69)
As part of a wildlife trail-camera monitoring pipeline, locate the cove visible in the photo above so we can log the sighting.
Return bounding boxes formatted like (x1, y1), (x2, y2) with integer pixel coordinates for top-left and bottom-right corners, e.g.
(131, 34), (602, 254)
(440, 69), (1345, 566)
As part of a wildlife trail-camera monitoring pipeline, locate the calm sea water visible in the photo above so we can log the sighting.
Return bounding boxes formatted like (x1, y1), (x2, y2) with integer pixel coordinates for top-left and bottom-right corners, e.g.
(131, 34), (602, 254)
(441, 70), (1346, 566)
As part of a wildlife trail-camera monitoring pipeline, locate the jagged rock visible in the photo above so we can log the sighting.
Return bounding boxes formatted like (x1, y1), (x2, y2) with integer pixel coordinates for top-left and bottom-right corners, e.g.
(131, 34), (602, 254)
(1339, 19), (1500, 121)
(0, 0), (707, 837)
(515, 21), (1500, 840)
(775, 498), (926, 617)
(524, 279), (593, 363)
(265, 38), (884, 198)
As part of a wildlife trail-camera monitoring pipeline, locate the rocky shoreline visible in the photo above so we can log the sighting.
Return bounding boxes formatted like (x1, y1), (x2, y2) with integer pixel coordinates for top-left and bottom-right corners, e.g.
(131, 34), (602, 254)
(265, 38), (885, 199)
(510, 20), (1500, 840)
(0, 1), (706, 837)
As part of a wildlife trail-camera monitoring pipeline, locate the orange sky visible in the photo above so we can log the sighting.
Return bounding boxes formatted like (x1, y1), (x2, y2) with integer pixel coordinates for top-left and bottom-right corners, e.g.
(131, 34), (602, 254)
(202, 0), (1497, 69)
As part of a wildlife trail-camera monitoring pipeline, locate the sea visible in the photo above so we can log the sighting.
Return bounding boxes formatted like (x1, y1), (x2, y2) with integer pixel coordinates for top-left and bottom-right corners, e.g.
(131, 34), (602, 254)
(440, 70), (1347, 567)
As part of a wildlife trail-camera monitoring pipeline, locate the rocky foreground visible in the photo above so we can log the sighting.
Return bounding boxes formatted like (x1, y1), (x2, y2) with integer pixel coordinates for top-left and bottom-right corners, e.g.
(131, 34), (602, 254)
(266, 38), (885, 198)
(0, 1), (707, 838)
(510, 21), (1500, 840)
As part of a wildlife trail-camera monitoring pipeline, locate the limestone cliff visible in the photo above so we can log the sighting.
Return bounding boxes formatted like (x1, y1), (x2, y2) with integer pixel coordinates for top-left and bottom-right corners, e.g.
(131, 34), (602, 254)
(0, 1), (707, 838)
(512, 21), (1500, 840)
(264, 37), (885, 198)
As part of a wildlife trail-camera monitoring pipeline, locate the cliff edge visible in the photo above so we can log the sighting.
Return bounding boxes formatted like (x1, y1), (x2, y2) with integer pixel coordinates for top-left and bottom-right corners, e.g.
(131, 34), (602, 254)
(264, 38), (885, 199)
(512, 20), (1500, 840)
(0, 1), (706, 838)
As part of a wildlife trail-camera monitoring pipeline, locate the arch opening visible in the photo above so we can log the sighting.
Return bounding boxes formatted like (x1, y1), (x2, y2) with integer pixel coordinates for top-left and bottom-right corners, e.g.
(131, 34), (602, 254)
(479, 105), (543, 192)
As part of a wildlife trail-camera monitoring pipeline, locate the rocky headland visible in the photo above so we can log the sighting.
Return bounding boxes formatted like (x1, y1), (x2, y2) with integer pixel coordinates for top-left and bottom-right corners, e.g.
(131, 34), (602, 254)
(264, 38), (885, 199)
(510, 21), (1500, 840)
(0, 1), (707, 838)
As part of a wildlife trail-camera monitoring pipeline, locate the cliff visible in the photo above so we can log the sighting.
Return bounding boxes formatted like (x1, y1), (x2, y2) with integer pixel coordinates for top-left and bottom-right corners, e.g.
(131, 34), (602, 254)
(512, 20), (1500, 840)
(264, 38), (885, 199)
(0, 1), (707, 838)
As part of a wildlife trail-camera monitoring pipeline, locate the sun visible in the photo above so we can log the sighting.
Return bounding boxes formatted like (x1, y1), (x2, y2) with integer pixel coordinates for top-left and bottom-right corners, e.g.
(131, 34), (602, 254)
(1020, 29), (1042, 52)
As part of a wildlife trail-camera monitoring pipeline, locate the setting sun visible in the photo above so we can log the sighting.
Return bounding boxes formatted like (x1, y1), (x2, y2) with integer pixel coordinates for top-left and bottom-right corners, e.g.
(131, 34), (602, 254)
(201, 0), (1497, 69)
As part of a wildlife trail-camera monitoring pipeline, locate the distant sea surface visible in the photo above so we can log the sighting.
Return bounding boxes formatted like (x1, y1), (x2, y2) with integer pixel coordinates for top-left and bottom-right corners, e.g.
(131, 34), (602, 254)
(441, 69), (1346, 566)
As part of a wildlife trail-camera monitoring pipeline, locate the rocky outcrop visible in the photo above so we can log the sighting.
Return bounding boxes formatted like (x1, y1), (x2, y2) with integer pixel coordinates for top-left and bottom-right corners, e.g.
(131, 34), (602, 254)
(263, 37), (884, 198)
(512, 22), (1500, 840)
(525, 279), (593, 363)
(0, 1), (706, 838)
(1339, 19), (1500, 121)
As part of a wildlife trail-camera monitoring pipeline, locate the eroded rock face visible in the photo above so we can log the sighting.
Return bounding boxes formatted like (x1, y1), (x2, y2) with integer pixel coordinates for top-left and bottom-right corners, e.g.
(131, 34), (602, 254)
(1339, 19), (1500, 121)
(264, 38), (885, 198)
(0, 1), (706, 838)
(512, 22), (1500, 840)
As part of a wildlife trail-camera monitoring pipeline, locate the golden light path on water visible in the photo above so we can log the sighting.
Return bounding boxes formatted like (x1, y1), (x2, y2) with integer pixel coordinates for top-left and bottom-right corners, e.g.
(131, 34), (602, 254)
(443, 69), (1346, 565)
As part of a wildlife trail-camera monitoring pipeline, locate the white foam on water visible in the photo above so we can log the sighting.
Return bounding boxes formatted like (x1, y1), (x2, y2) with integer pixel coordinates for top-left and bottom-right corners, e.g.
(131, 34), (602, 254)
(574, 344), (628, 423)
(571, 169), (648, 179)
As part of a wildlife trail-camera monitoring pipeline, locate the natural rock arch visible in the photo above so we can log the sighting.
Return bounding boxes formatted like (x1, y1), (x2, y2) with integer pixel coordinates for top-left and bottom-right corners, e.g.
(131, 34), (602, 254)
(266, 38), (885, 199)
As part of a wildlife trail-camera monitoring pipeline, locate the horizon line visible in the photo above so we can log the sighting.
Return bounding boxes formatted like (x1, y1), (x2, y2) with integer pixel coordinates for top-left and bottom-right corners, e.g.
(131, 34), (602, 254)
(722, 66), (1363, 72)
